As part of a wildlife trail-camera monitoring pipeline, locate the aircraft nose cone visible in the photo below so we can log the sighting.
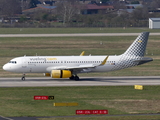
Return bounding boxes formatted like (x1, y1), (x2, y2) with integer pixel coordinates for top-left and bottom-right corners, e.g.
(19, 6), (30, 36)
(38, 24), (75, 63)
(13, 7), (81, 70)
(3, 64), (7, 70)
(3, 64), (10, 71)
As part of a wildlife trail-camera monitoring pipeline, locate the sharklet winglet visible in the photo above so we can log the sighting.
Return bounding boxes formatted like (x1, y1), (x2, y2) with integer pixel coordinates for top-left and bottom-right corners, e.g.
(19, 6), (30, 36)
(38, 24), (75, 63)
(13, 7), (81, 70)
(100, 56), (108, 65)
(80, 51), (85, 56)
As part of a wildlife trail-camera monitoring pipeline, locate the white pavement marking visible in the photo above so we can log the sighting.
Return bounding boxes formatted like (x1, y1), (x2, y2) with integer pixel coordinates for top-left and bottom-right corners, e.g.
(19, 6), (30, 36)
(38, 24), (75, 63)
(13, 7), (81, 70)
(0, 115), (13, 120)
(0, 33), (160, 37)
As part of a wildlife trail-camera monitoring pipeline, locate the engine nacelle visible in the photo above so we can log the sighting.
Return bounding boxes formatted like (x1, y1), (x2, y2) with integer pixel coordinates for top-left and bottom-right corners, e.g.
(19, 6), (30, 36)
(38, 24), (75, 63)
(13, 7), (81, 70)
(51, 70), (72, 78)
(44, 73), (51, 77)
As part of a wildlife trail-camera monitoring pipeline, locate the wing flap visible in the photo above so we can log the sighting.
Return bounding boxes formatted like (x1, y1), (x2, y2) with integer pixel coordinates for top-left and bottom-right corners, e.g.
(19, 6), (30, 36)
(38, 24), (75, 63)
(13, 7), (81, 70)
(46, 64), (95, 72)
(67, 64), (95, 69)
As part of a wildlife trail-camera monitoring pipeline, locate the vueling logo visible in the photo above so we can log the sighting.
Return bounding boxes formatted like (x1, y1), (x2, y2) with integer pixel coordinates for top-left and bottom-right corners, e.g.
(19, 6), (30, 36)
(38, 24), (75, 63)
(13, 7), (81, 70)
(138, 40), (142, 43)
(30, 57), (57, 61)
(30, 58), (46, 61)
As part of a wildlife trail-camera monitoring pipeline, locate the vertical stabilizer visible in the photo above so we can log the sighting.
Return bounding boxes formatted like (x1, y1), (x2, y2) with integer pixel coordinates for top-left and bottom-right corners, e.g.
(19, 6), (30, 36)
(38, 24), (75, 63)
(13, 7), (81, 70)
(123, 32), (149, 57)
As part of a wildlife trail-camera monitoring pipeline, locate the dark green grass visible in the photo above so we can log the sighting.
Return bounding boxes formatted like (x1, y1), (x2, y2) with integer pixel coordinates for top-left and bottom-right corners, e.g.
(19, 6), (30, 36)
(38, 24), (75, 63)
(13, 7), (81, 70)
(38, 115), (160, 120)
(0, 28), (160, 34)
(0, 36), (159, 57)
(0, 86), (160, 117)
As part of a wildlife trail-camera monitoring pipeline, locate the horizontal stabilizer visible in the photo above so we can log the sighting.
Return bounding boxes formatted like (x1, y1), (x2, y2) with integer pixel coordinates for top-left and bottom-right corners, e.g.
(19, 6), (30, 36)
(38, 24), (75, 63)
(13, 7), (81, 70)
(133, 57), (153, 65)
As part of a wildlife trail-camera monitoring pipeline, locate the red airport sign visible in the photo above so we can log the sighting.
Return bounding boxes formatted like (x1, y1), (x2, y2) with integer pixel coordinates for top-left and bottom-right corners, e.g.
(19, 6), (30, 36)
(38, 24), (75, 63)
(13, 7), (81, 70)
(34, 96), (48, 100)
(76, 110), (108, 115)
(34, 96), (54, 100)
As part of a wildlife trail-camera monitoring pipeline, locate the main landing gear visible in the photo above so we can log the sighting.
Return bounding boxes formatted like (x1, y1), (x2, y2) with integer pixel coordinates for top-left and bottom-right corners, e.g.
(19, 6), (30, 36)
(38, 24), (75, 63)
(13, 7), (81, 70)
(21, 74), (25, 81)
(69, 75), (79, 81)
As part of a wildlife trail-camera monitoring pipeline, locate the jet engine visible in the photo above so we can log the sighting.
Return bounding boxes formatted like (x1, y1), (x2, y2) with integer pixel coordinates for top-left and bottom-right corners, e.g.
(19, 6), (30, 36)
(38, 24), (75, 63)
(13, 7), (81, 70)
(51, 70), (72, 78)
(44, 73), (51, 77)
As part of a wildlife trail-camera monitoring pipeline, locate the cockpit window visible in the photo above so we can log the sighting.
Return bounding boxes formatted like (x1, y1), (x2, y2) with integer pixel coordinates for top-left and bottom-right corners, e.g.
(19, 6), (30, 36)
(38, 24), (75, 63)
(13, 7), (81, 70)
(9, 61), (17, 64)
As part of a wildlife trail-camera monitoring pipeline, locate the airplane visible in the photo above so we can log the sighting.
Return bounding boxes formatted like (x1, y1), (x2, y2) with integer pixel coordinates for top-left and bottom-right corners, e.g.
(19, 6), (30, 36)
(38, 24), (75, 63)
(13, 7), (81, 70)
(3, 32), (153, 81)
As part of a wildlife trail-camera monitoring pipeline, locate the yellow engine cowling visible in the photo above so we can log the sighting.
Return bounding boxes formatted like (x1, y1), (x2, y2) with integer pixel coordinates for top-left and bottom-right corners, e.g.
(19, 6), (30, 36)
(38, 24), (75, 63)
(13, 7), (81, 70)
(51, 70), (72, 78)
(44, 73), (51, 77)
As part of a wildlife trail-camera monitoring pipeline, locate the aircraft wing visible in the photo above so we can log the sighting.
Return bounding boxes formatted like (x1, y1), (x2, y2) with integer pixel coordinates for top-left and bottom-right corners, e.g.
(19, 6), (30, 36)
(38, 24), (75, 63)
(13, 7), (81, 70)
(66, 64), (95, 69)
(46, 64), (96, 72)
(46, 56), (108, 72)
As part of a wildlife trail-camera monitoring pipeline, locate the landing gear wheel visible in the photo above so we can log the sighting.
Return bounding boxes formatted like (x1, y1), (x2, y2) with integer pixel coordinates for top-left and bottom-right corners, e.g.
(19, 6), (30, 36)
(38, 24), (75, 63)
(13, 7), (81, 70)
(69, 75), (80, 81)
(21, 76), (25, 81)
(74, 76), (79, 81)
(69, 75), (75, 80)
(21, 74), (25, 81)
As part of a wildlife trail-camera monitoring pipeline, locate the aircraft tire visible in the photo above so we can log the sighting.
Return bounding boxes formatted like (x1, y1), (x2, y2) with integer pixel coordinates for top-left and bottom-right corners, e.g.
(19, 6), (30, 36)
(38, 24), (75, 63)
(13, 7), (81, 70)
(69, 75), (75, 80)
(75, 76), (79, 81)
(21, 77), (25, 81)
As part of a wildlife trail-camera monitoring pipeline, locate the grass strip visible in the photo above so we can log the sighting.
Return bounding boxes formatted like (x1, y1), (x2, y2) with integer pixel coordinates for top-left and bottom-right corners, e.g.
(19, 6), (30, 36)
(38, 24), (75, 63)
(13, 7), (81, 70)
(0, 86), (160, 117)
(0, 28), (160, 34)
(38, 115), (160, 120)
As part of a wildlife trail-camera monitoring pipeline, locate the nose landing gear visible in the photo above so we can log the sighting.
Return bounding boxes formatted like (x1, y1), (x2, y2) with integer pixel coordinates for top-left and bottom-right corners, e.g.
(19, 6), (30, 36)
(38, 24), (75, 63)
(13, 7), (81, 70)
(21, 74), (25, 81)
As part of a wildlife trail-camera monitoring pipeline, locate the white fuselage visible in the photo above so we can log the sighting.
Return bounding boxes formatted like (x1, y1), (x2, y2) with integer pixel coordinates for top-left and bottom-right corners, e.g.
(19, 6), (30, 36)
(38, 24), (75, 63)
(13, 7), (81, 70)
(3, 55), (123, 74)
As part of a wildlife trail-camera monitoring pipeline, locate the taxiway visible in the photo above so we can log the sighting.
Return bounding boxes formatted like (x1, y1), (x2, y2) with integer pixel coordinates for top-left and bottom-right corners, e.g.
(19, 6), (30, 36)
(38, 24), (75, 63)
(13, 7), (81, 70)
(0, 76), (160, 87)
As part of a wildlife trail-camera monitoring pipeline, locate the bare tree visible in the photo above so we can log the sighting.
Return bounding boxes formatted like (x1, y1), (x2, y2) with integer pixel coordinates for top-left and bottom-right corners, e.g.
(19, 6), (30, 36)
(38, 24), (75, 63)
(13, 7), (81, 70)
(150, 0), (160, 10)
(56, 0), (79, 24)
(129, 6), (148, 27)
(29, 0), (39, 8)
(0, 0), (21, 17)
(21, 0), (31, 10)
(113, 1), (126, 11)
